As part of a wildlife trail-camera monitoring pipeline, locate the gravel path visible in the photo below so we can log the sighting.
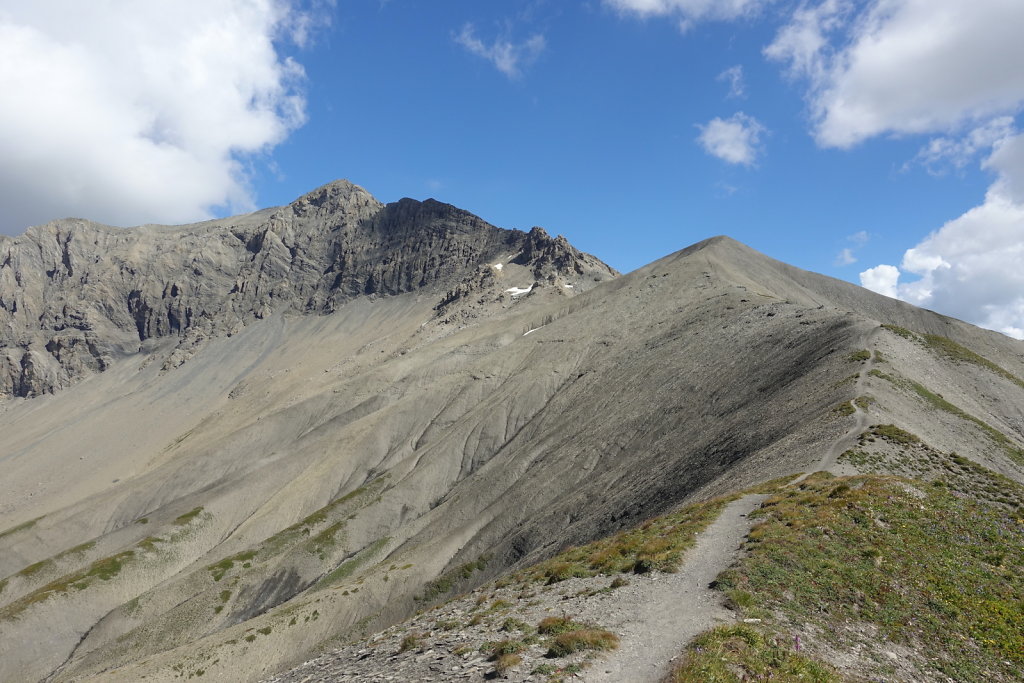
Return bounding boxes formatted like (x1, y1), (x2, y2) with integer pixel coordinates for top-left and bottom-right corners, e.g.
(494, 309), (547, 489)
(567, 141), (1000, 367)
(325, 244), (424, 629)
(581, 493), (767, 683)
(798, 327), (880, 482)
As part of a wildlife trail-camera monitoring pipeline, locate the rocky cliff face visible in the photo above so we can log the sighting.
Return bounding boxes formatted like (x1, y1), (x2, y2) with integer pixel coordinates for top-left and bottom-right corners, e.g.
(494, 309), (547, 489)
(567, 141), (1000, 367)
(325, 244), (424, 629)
(0, 180), (615, 397)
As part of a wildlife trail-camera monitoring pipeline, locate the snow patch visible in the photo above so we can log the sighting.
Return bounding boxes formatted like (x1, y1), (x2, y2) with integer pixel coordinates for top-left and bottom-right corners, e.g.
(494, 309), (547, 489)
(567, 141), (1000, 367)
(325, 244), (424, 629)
(505, 285), (533, 297)
(563, 284), (574, 289)
(492, 263), (504, 271)
(523, 327), (540, 336)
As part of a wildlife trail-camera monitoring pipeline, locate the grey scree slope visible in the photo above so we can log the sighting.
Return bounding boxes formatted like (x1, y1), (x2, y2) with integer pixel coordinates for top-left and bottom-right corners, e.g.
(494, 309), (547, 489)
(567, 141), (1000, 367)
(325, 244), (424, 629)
(0, 180), (1021, 682)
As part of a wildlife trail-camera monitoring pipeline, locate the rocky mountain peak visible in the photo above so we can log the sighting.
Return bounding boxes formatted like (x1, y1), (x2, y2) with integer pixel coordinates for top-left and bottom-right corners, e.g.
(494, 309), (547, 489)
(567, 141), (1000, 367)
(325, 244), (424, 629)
(285, 179), (382, 220)
(0, 183), (616, 397)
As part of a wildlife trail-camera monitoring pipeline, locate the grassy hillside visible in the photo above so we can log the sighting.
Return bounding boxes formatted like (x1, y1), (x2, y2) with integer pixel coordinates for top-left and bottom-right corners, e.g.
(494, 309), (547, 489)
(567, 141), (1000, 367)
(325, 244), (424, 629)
(678, 472), (1023, 682)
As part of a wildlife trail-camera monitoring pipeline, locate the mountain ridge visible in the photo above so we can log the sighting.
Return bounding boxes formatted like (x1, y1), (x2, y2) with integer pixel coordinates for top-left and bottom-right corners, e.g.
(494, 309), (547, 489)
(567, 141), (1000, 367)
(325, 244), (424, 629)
(0, 183), (1021, 682)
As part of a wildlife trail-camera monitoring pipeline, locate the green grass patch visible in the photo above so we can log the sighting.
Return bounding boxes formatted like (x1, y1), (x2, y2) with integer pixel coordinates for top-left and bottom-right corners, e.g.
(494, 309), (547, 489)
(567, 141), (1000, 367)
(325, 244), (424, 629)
(546, 629), (619, 657)
(416, 553), (492, 602)
(173, 507), (204, 526)
(1, 549), (139, 619)
(305, 521), (346, 558)
(880, 323), (917, 340)
(262, 477), (389, 557)
(317, 536), (390, 589)
(63, 541), (97, 556)
(537, 616), (585, 635)
(847, 350), (871, 363)
(207, 550), (257, 582)
(843, 438), (1024, 510)
(85, 551), (135, 581)
(921, 334), (1024, 389)
(398, 633), (421, 653)
(853, 395), (874, 411)
(499, 616), (531, 633)
(831, 402), (855, 417)
(17, 559), (54, 579)
(0, 517), (42, 540)
(670, 624), (837, 683)
(494, 653), (522, 674)
(869, 369), (1024, 466)
(717, 475), (1024, 681)
(523, 497), (731, 584)
(486, 638), (526, 658)
(135, 536), (163, 552)
(867, 423), (920, 445)
(880, 325), (1024, 390)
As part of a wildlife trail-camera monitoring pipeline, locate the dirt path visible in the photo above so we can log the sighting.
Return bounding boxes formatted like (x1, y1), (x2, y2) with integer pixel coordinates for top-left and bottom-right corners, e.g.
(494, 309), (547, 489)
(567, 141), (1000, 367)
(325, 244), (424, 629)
(581, 494), (767, 683)
(796, 328), (880, 483)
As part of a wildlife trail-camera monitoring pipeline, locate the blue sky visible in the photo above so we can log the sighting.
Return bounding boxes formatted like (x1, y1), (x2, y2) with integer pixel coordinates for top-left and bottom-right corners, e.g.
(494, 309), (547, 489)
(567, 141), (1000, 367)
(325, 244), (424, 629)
(1, 1), (1023, 337)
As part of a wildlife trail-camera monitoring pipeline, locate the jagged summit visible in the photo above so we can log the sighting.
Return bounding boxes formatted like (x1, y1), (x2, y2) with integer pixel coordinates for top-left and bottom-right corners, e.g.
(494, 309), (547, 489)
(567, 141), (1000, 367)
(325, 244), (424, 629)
(0, 182), (616, 397)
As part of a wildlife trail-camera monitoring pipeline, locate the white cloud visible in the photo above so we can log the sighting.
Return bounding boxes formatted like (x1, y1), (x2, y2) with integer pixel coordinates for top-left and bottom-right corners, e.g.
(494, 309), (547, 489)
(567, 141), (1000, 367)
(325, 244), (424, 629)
(717, 65), (745, 99)
(605, 0), (771, 29)
(767, 0), (1024, 149)
(859, 264), (900, 299)
(765, 0), (1024, 338)
(696, 113), (766, 166)
(763, 0), (851, 83)
(912, 117), (1016, 175)
(849, 230), (869, 246)
(985, 127), (1024, 204)
(0, 1), (317, 234)
(891, 189), (1024, 339)
(861, 134), (1024, 339)
(455, 24), (545, 79)
(835, 230), (869, 265)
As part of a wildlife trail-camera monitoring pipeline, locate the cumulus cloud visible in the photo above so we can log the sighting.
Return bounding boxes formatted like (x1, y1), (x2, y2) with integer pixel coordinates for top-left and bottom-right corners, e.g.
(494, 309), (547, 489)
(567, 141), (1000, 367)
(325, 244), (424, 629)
(455, 24), (545, 79)
(763, 0), (1024, 338)
(861, 134), (1024, 339)
(860, 264), (900, 299)
(763, 0), (851, 84)
(767, 0), (1024, 149)
(605, 0), (771, 30)
(696, 113), (765, 166)
(717, 65), (745, 99)
(911, 117), (1016, 175)
(0, 1), (315, 234)
(985, 127), (1024, 204)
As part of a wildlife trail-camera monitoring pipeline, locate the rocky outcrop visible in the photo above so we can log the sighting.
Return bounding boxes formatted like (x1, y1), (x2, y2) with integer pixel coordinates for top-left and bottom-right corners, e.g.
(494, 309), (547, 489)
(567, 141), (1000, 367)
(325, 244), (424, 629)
(0, 180), (616, 397)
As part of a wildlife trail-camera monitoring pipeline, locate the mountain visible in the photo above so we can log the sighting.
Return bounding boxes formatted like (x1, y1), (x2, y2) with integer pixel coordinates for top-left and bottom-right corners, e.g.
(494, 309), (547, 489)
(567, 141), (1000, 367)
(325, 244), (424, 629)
(0, 182), (1021, 682)
(0, 180), (613, 398)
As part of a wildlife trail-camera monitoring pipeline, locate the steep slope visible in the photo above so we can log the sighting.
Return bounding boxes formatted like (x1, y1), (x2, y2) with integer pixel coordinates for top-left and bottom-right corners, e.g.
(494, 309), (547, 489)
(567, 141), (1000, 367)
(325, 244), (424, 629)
(0, 190), (1021, 682)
